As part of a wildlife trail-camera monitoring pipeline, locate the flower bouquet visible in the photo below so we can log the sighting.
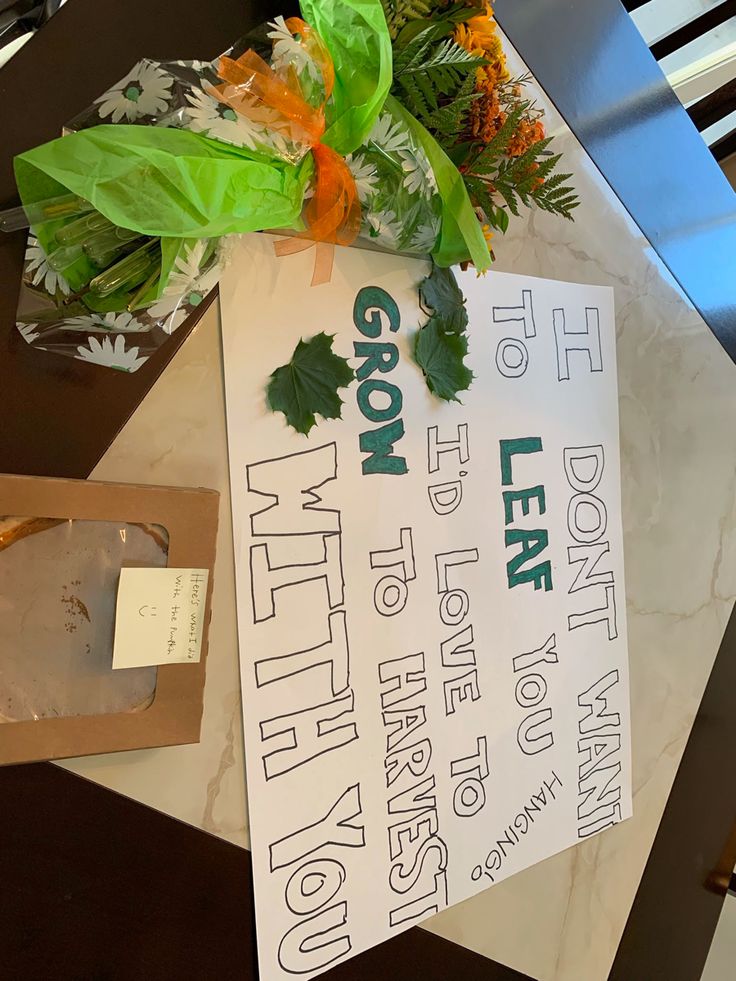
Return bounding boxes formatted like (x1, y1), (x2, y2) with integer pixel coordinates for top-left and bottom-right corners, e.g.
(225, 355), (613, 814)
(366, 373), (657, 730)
(4, 0), (577, 423)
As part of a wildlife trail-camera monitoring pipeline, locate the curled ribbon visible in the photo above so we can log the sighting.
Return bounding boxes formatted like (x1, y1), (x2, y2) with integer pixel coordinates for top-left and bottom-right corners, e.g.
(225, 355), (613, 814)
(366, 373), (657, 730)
(213, 18), (361, 285)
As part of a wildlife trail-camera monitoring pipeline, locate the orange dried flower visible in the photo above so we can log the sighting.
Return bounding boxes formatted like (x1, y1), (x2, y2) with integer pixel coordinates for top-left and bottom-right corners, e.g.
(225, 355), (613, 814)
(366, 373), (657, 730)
(507, 118), (545, 157)
(475, 62), (506, 94)
(468, 90), (506, 143)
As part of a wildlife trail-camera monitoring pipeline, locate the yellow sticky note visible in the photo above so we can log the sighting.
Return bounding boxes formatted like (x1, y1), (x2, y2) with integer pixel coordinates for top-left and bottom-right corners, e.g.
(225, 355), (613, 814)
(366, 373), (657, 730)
(112, 568), (209, 669)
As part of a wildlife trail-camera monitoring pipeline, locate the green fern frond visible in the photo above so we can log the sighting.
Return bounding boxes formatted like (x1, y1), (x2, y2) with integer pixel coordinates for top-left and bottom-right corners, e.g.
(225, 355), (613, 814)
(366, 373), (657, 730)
(470, 104), (527, 174)
(538, 171), (570, 194)
(432, 63), (475, 95)
(393, 24), (435, 74)
(393, 30), (484, 122)
(462, 175), (509, 232)
(533, 185), (580, 218)
(396, 36), (486, 76)
(398, 73), (433, 119)
(424, 74), (479, 134)
(423, 88), (480, 136)
(502, 136), (554, 179)
(494, 181), (522, 217)
(476, 139), (579, 220)
(380, 0), (433, 40)
(532, 153), (562, 183)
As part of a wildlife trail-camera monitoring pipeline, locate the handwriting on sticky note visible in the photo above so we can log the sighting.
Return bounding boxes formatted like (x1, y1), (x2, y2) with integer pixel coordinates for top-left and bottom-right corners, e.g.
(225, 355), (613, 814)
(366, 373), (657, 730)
(113, 568), (209, 669)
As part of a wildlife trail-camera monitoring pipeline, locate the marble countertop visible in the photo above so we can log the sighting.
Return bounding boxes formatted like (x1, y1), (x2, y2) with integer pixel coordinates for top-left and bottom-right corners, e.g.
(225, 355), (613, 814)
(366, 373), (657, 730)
(61, 44), (736, 981)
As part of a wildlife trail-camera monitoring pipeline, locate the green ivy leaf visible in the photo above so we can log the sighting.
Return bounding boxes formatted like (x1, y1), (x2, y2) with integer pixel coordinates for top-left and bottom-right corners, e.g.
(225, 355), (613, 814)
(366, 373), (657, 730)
(414, 315), (473, 402)
(418, 264), (468, 334)
(267, 333), (355, 435)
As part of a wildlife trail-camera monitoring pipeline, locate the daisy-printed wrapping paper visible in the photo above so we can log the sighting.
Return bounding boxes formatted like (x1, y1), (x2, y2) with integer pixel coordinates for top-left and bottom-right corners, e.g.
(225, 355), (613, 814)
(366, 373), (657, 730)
(14, 54), (264, 371)
(15, 230), (223, 372)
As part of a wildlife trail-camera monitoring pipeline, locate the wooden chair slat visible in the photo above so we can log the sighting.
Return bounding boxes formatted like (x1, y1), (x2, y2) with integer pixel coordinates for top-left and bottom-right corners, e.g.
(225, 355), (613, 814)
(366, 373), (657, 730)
(688, 77), (736, 130)
(651, 0), (736, 61)
(711, 125), (736, 160)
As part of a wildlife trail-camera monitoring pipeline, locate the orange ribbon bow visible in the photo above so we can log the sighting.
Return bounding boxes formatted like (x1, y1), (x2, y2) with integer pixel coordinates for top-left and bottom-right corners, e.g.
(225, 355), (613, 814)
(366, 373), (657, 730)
(213, 18), (361, 285)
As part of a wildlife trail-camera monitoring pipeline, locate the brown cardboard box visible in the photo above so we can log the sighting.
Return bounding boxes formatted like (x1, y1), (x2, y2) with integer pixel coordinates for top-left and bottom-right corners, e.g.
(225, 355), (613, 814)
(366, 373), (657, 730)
(0, 474), (219, 764)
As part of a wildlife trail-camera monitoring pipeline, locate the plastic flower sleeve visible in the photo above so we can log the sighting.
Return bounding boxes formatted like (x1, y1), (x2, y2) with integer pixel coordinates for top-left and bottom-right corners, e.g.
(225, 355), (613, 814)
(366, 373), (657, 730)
(12, 54), (314, 372)
(385, 94), (493, 270)
(299, 0), (393, 155)
(66, 49), (321, 166)
(349, 107), (442, 256)
(10, 0), (490, 372)
(16, 232), (223, 373)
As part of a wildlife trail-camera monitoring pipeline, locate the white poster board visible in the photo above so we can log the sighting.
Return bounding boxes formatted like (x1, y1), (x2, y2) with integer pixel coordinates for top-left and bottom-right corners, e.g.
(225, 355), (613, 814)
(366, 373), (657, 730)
(220, 234), (631, 981)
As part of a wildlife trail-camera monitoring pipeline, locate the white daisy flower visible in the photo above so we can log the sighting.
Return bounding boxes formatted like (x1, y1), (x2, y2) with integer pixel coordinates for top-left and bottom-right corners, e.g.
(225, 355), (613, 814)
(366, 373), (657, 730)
(408, 220), (440, 254)
(365, 208), (404, 248)
(75, 335), (147, 372)
(184, 86), (269, 152)
(192, 258), (223, 298)
(25, 235), (71, 296)
(17, 322), (39, 344)
(169, 60), (208, 70)
(145, 290), (200, 331)
(212, 233), (243, 272)
(268, 16), (321, 84)
(143, 294), (190, 334)
(346, 153), (380, 206)
(145, 241), (220, 322)
(368, 113), (411, 155)
(64, 311), (147, 333)
(160, 305), (191, 335)
(399, 147), (438, 198)
(96, 61), (174, 124)
(169, 240), (208, 293)
(145, 290), (185, 323)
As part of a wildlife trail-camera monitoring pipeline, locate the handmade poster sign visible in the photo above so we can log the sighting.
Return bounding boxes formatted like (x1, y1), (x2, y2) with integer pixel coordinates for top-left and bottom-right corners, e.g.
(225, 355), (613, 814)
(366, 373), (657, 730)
(220, 234), (631, 981)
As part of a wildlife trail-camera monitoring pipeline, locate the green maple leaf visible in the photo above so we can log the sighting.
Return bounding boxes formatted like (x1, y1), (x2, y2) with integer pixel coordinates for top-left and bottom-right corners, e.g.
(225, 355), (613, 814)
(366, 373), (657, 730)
(267, 333), (355, 435)
(418, 263), (468, 334)
(414, 315), (473, 402)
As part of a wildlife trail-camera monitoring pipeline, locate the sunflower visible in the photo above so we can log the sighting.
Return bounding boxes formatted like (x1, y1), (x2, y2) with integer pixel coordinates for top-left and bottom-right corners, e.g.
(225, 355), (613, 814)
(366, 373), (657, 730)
(454, 3), (509, 86)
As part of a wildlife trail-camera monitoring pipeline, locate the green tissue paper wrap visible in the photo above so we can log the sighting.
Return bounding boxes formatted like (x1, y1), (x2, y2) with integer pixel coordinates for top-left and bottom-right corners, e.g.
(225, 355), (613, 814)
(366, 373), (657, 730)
(300, 0), (393, 155)
(15, 126), (313, 240)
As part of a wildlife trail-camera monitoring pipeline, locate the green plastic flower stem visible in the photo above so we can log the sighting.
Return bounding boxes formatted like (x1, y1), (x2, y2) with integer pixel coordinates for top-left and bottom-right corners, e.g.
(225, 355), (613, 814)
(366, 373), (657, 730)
(368, 141), (405, 176)
(89, 240), (160, 298)
(0, 193), (92, 233)
(84, 236), (148, 269)
(45, 243), (84, 272)
(18, 300), (89, 322)
(56, 210), (113, 246)
(83, 223), (146, 265)
(127, 266), (161, 312)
